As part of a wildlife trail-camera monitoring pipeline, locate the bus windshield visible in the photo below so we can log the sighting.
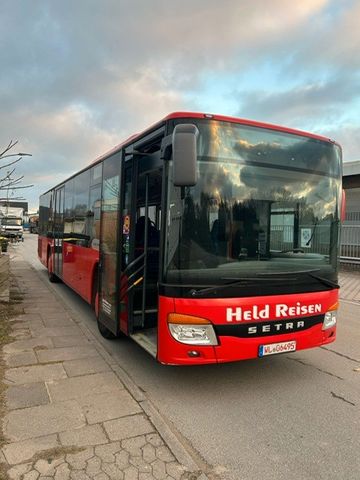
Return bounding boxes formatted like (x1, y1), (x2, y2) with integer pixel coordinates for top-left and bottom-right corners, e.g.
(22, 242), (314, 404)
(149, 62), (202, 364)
(164, 120), (342, 287)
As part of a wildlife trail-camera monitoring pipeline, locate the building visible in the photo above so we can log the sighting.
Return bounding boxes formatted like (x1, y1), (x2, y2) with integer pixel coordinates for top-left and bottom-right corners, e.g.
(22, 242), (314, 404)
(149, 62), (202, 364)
(342, 161), (360, 262)
(0, 201), (28, 213)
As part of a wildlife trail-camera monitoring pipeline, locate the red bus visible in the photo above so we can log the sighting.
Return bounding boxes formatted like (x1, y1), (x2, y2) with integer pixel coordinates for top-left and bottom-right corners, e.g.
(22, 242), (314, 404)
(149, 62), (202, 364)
(38, 112), (342, 365)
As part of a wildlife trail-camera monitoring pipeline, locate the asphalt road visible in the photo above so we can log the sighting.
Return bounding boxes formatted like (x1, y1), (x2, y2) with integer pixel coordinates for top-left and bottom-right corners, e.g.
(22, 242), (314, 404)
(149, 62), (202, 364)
(20, 233), (360, 480)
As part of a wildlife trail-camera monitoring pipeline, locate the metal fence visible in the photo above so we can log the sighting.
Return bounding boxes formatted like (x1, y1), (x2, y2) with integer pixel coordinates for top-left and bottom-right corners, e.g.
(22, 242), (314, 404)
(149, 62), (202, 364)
(340, 224), (360, 264)
(270, 224), (360, 265)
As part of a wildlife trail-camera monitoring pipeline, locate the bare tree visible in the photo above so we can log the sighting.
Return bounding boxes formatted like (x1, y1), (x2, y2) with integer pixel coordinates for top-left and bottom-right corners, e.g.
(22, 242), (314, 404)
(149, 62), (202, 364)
(0, 140), (33, 201)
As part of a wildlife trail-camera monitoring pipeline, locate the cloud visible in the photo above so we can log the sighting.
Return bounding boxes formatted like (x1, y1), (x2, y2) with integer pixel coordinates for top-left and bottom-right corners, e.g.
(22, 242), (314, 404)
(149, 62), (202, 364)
(236, 74), (360, 128)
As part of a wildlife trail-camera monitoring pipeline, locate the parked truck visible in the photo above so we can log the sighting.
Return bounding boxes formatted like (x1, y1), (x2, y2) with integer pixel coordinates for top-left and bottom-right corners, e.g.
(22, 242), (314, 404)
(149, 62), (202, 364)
(0, 206), (24, 241)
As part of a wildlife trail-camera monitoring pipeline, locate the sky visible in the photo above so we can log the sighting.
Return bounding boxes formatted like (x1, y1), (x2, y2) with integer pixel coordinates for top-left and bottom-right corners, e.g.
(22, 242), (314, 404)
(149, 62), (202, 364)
(0, 0), (359, 211)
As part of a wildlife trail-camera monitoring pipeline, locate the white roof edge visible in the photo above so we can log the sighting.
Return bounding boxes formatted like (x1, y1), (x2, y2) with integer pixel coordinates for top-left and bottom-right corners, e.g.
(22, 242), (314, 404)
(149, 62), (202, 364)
(343, 160), (360, 176)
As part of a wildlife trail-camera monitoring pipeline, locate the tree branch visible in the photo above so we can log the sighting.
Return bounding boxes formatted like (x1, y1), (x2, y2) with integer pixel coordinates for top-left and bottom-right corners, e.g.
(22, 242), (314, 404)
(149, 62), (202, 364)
(0, 157), (22, 170)
(0, 184), (34, 190)
(0, 140), (18, 158)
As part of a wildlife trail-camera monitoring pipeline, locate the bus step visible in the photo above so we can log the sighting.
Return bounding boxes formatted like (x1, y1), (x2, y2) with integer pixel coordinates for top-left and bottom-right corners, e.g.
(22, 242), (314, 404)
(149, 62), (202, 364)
(130, 328), (157, 358)
(133, 309), (158, 315)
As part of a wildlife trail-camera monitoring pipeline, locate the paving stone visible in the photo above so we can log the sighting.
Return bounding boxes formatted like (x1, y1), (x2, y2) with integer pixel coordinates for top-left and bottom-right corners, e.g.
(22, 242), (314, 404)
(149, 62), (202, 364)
(11, 321), (31, 331)
(7, 462), (32, 480)
(3, 337), (53, 354)
(70, 471), (92, 480)
(4, 400), (86, 441)
(101, 462), (125, 479)
(6, 382), (50, 410)
(94, 473), (110, 480)
(2, 434), (59, 464)
(52, 335), (92, 348)
(10, 329), (31, 340)
(63, 356), (110, 377)
(5, 363), (67, 385)
(142, 444), (156, 463)
(104, 415), (154, 442)
(156, 446), (175, 463)
(55, 462), (71, 480)
(27, 303), (63, 310)
(66, 448), (94, 469)
(82, 390), (142, 424)
(146, 434), (164, 448)
(94, 442), (121, 463)
(5, 351), (38, 367)
(39, 308), (69, 316)
(47, 372), (124, 402)
(124, 465), (139, 480)
(34, 457), (64, 476)
(0, 449), (6, 462)
(31, 326), (82, 338)
(86, 455), (102, 475)
(23, 470), (40, 480)
(151, 459), (167, 480)
(115, 450), (130, 470)
(130, 456), (152, 473)
(139, 474), (156, 480)
(42, 317), (75, 327)
(166, 462), (186, 480)
(12, 313), (43, 323)
(60, 424), (108, 447)
(122, 436), (147, 456)
(36, 345), (99, 363)
(25, 307), (61, 315)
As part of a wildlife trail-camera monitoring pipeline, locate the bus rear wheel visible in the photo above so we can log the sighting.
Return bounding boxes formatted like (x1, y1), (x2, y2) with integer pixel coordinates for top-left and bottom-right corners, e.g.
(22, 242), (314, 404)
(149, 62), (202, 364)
(47, 254), (59, 283)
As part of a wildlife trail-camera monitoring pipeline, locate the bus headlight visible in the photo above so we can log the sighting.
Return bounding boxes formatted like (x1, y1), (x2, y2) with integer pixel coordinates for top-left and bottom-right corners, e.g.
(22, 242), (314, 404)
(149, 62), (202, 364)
(322, 310), (337, 330)
(168, 313), (218, 346)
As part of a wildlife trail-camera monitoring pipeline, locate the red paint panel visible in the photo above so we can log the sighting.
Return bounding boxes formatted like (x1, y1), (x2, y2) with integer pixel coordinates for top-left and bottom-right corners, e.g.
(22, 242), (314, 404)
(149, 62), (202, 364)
(62, 242), (99, 304)
(38, 236), (52, 267)
(157, 291), (338, 365)
(172, 290), (338, 325)
(157, 296), (217, 365)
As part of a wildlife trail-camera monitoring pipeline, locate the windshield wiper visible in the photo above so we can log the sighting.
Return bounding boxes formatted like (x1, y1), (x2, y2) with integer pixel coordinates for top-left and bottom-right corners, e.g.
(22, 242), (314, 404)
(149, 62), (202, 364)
(306, 272), (339, 289)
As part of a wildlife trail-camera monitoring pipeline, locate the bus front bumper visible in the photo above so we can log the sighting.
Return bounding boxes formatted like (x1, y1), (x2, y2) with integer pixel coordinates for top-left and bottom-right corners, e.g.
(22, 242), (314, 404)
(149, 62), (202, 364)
(157, 293), (337, 366)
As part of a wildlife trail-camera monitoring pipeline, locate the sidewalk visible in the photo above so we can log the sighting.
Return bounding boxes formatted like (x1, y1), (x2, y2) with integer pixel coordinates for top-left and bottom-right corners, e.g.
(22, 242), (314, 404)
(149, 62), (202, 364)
(0, 248), (209, 480)
(339, 269), (360, 303)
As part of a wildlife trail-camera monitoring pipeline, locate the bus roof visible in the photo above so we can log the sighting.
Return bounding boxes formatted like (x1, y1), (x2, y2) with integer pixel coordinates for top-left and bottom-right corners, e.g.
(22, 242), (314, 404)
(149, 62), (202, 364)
(41, 112), (339, 197)
(163, 112), (337, 144)
(91, 111), (337, 166)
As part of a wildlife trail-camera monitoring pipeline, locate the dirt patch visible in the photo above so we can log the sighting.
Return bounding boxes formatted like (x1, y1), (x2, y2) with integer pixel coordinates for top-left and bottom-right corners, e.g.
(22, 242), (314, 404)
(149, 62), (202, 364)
(27, 445), (85, 465)
(0, 277), (24, 479)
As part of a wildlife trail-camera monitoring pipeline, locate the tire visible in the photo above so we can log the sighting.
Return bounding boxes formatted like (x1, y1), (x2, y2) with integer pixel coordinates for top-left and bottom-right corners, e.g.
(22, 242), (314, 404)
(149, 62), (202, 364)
(47, 254), (59, 283)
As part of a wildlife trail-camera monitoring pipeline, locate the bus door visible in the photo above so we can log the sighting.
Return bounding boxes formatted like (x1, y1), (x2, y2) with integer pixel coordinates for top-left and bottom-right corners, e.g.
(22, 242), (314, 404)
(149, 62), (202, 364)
(133, 167), (162, 327)
(54, 186), (64, 277)
(98, 153), (121, 335)
(120, 155), (162, 355)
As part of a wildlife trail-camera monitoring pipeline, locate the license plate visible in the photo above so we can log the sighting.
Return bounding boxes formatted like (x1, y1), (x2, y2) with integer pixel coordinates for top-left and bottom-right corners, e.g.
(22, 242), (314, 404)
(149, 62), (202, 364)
(259, 340), (296, 357)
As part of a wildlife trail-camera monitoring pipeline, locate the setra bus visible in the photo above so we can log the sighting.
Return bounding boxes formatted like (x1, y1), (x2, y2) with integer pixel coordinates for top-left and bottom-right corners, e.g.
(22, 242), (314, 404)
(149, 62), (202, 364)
(38, 112), (342, 365)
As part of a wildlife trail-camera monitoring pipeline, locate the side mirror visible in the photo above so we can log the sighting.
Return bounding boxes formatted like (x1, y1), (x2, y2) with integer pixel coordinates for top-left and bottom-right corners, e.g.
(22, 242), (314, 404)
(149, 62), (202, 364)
(172, 124), (199, 186)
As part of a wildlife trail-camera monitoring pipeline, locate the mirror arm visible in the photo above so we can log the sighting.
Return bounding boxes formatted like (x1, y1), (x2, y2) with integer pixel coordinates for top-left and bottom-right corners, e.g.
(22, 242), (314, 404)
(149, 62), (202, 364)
(160, 134), (173, 161)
